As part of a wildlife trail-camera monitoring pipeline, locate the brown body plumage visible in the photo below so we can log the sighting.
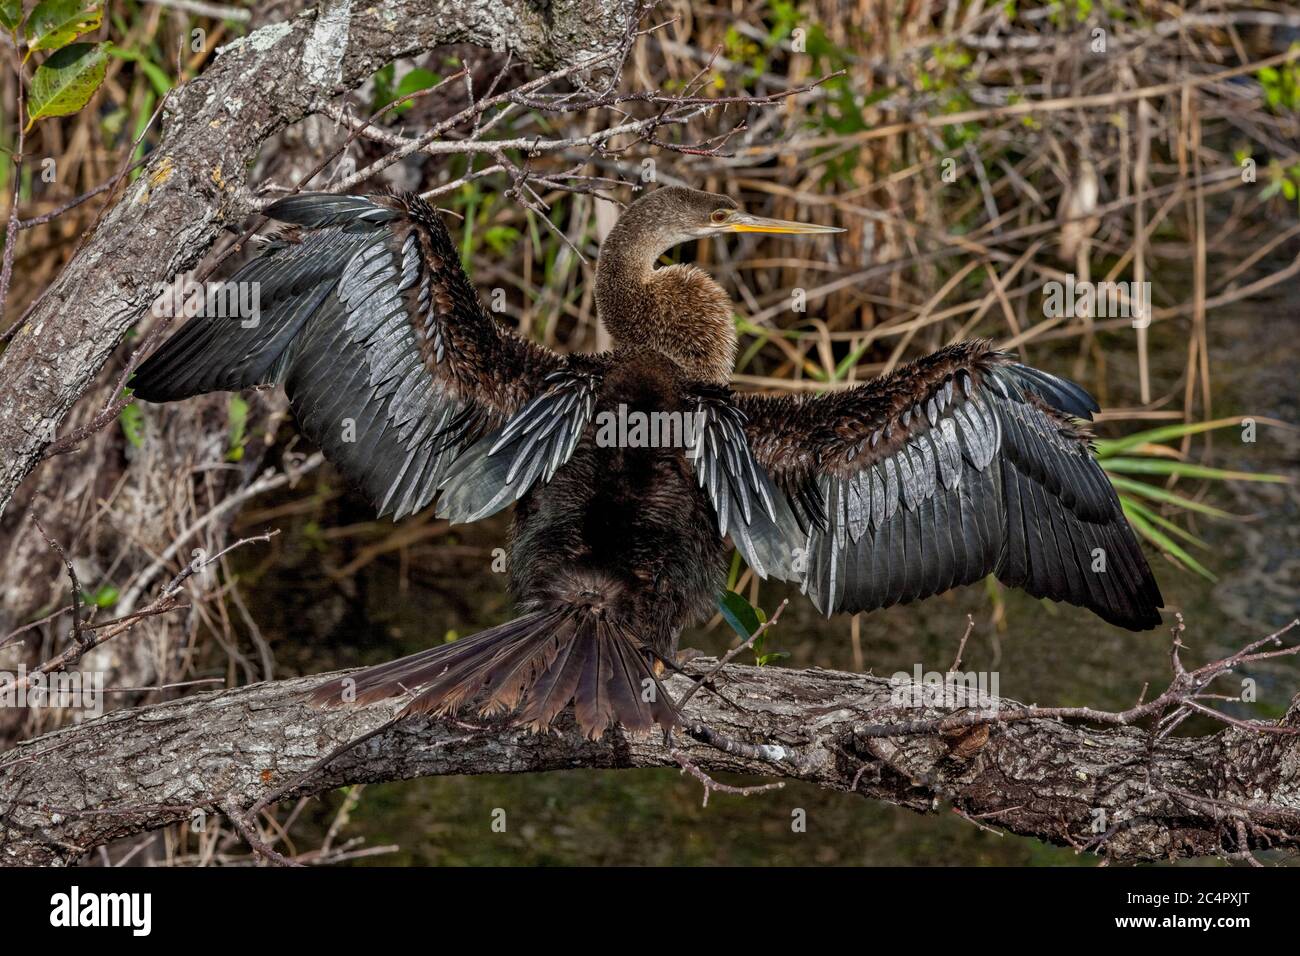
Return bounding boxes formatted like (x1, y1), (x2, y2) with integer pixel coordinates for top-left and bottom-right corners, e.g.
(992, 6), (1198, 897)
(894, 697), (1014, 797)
(132, 186), (1162, 740)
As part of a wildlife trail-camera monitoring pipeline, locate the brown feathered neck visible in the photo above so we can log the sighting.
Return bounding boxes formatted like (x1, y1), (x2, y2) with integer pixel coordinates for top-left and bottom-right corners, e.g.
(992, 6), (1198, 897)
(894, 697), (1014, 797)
(595, 193), (737, 384)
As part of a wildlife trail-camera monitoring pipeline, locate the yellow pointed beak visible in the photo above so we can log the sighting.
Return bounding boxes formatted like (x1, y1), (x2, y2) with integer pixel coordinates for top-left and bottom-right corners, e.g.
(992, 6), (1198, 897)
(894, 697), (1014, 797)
(722, 213), (845, 236)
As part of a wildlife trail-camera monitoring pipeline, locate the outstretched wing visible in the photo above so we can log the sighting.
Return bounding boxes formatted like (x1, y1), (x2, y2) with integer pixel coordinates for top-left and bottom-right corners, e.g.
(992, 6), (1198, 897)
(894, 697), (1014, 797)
(133, 192), (568, 520)
(737, 340), (1164, 630)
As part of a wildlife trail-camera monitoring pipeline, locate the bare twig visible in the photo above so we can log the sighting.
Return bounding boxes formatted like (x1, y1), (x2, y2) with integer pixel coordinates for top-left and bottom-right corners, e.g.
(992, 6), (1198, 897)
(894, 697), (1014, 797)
(854, 616), (1300, 740)
(675, 598), (789, 712)
(670, 749), (785, 807)
(30, 517), (86, 647)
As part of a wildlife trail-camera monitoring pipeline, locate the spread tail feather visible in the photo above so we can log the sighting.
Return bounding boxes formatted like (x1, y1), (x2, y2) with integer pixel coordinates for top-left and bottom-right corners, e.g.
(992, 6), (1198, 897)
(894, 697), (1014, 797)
(310, 607), (678, 738)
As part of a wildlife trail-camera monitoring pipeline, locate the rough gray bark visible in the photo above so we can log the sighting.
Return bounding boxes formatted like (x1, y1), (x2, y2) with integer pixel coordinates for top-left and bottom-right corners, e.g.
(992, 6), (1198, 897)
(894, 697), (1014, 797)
(0, 0), (637, 519)
(2, 658), (1296, 866)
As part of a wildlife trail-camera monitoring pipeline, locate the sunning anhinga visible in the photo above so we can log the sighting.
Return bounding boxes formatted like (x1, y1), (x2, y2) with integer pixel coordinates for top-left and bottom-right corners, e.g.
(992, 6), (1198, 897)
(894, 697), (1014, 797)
(133, 186), (1163, 738)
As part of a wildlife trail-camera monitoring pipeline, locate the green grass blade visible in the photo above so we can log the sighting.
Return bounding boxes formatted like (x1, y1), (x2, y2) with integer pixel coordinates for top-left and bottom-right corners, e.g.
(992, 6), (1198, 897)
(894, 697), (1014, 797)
(832, 338), (874, 382)
(725, 549), (742, 591)
(1101, 457), (1290, 483)
(1093, 416), (1254, 458)
(1119, 496), (1209, 550)
(1106, 474), (1235, 518)
(1121, 500), (1217, 580)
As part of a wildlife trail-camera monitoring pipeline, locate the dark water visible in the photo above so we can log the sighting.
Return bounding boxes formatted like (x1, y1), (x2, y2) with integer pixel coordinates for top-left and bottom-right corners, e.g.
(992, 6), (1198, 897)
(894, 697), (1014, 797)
(240, 278), (1299, 866)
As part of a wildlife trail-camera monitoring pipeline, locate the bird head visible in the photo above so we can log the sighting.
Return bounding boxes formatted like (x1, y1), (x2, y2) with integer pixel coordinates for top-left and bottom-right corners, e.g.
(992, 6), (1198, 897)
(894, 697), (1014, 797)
(595, 186), (844, 383)
(611, 186), (843, 259)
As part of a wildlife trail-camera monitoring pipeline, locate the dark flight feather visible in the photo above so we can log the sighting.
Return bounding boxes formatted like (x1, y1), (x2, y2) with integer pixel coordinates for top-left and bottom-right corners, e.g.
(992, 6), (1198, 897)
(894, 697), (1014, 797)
(686, 388), (805, 581)
(437, 367), (601, 524)
(738, 340), (1163, 630)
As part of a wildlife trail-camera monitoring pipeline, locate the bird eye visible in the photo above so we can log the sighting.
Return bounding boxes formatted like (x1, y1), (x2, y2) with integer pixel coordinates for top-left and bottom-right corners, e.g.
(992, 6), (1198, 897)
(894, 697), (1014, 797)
(710, 209), (731, 224)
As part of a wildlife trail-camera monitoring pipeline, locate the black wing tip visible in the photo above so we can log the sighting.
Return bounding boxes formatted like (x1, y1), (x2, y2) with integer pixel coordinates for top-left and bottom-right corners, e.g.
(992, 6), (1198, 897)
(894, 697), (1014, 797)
(1103, 602), (1165, 631)
(265, 193), (398, 229)
(129, 362), (243, 404)
(129, 365), (190, 404)
(997, 363), (1101, 419)
(1087, 563), (1165, 631)
(129, 377), (167, 404)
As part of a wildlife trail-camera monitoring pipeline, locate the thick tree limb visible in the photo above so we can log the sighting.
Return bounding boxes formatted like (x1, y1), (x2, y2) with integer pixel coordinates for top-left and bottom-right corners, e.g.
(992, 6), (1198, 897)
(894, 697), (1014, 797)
(2, 652), (1297, 866)
(0, 0), (637, 519)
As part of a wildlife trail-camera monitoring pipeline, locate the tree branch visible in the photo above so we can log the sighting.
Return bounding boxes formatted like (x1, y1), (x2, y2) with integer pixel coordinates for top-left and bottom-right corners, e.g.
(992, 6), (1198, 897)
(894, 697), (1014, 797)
(2, 627), (1297, 866)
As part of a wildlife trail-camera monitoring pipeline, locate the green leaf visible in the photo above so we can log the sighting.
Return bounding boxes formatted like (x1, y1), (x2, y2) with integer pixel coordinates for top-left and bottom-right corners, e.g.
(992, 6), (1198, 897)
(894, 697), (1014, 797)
(0, 0), (23, 33)
(718, 589), (761, 639)
(482, 225), (520, 256)
(373, 67), (441, 114)
(226, 394), (249, 462)
(26, 41), (107, 129)
(392, 67), (439, 108)
(119, 401), (144, 448)
(81, 584), (119, 609)
(25, 0), (101, 58)
(370, 62), (395, 113)
(128, 88), (156, 178)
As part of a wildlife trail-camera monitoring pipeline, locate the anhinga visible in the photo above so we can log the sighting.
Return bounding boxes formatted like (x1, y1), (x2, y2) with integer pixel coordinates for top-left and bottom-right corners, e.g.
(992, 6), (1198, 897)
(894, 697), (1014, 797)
(133, 186), (1163, 738)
